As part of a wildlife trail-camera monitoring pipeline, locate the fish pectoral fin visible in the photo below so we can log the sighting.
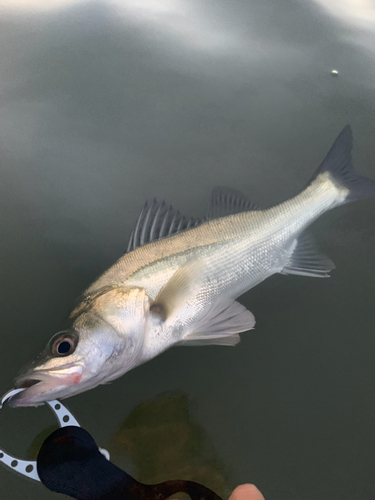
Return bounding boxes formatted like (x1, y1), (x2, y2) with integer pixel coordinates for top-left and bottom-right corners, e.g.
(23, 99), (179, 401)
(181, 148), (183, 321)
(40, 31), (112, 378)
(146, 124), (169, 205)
(207, 186), (260, 219)
(281, 232), (335, 278)
(178, 299), (255, 347)
(151, 259), (205, 321)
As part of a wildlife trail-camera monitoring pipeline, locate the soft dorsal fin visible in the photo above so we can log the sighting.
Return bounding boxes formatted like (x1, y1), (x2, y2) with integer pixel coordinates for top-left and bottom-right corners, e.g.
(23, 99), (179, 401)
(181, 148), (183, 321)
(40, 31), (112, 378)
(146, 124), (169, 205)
(126, 199), (201, 252)
(207, 187), (259, 219)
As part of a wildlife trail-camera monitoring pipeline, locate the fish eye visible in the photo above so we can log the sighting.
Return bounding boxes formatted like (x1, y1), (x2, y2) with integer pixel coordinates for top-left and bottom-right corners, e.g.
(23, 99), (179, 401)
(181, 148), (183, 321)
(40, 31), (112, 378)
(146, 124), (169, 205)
(57, 340), (72, 355)
(50, 331), (78, 357)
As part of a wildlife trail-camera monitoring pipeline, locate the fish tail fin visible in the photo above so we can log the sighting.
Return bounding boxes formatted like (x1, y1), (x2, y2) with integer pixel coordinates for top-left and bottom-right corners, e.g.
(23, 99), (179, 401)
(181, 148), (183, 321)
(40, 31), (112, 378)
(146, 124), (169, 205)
(309, 125), (375, 205)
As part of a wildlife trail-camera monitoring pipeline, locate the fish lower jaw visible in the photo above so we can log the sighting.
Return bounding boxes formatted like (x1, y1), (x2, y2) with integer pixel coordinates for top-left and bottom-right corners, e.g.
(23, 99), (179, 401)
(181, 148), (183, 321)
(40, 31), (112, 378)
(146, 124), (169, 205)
(8, 367), (86, 407)
(8, 378), (82, 407)
(7, 382), (54, 408)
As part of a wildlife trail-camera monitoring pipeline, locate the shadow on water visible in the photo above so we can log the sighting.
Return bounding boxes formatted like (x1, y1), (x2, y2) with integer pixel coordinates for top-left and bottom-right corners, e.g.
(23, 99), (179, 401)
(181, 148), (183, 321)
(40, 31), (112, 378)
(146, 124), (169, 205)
(106, 392), (231, 500)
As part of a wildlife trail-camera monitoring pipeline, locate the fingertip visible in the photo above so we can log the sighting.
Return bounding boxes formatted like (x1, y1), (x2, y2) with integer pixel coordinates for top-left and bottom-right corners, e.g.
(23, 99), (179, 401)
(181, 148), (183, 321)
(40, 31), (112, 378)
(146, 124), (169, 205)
(229, 483), (265, 500)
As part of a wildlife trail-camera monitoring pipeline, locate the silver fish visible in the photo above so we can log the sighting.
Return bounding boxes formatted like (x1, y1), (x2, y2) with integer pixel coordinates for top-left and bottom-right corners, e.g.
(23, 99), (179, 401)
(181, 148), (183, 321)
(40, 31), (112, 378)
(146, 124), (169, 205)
(6, 126), (375, 407)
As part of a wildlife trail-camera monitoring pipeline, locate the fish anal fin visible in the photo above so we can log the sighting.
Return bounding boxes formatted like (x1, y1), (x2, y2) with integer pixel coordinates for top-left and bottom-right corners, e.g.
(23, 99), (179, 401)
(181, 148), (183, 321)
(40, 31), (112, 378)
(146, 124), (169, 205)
(282, 232), (335, 278)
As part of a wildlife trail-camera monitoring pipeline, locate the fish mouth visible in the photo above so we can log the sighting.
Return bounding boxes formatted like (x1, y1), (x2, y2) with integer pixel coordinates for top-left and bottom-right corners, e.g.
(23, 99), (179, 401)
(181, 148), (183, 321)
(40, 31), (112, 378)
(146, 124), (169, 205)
(8, 376), (47, 406)
(3, 379), (49, 408)
(15, 378), (42, 389)
(7, 364), (85, 407)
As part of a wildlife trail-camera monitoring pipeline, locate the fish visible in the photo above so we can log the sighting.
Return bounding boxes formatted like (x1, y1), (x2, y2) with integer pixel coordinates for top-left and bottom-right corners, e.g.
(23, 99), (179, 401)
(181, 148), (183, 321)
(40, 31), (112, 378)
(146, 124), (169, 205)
(6, 125), (375, 407)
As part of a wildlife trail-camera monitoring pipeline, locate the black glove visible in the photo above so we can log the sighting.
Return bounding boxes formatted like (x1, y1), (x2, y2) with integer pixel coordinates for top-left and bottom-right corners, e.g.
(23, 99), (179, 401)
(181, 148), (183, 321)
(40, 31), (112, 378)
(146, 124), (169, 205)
(37, 426), (223, 500)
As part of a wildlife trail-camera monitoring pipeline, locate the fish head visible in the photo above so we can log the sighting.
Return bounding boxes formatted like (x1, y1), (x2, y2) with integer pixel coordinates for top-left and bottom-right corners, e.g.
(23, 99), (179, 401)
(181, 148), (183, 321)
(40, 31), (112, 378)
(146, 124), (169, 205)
(8, 286), (149, 407)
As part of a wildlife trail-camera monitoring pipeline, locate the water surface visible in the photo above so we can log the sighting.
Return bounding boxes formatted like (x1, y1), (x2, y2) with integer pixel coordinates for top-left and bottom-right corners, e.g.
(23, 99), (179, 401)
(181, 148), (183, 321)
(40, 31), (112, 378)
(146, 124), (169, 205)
(1, 1), (375, 498)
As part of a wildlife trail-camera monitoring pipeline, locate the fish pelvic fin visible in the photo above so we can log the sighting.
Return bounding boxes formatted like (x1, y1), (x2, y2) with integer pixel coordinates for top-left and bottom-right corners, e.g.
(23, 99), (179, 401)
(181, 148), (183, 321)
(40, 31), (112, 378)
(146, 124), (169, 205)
(177, 299), (255, 347)
(309, 125), (375, 204)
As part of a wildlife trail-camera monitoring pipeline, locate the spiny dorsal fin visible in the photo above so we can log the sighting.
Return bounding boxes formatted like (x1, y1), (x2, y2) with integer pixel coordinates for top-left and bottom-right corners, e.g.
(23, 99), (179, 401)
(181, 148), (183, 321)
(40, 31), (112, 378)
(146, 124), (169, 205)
(281, 232), (335, 278)
(126, 199), (201, 252)
(207, 187), (259, 219)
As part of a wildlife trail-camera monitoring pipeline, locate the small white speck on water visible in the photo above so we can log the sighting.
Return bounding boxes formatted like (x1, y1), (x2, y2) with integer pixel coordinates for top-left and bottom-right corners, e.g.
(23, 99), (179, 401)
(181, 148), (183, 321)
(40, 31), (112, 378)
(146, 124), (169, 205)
(331, 69), (339, 76)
